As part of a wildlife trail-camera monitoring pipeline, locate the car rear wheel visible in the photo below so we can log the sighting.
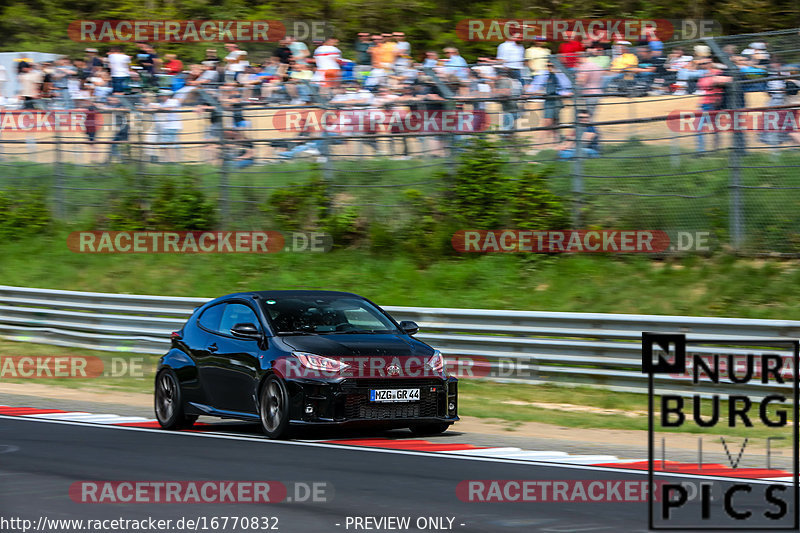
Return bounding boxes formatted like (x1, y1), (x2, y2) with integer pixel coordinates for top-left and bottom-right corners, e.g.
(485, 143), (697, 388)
(259, 375), (290, 439)
(155, 369), (197, 430)
(410, 422), (451, 436)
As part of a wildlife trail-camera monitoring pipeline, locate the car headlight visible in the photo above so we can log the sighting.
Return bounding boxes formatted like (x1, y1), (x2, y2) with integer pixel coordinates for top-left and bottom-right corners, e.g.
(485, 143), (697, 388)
(294, 352), (350, 372)
(425, 350), (444, 372)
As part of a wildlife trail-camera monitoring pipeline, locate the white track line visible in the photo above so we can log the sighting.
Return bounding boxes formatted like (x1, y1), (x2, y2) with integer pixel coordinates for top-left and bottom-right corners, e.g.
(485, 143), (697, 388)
(0, 413), (792, 485)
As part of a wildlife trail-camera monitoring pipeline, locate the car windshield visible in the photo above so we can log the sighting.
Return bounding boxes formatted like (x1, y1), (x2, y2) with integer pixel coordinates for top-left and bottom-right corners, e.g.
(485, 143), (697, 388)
(260, 295), (399, 335)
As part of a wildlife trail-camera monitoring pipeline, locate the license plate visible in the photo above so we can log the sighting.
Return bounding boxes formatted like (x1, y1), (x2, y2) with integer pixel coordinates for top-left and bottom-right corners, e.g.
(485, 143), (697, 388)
(370, 388), (420, 403)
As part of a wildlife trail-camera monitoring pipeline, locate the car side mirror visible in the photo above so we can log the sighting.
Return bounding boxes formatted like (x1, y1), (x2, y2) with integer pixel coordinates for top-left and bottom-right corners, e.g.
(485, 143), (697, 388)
(230, 322), (261, 339)
(399, 320), (419, 335)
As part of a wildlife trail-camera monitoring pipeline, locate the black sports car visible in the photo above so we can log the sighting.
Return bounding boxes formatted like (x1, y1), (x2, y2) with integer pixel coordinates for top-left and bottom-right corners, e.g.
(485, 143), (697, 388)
(155, 290), (458, 438)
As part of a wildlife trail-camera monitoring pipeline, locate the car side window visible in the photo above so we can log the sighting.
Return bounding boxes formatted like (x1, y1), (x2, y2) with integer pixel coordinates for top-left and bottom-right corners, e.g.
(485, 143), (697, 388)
(197, 303), (225, 332)
(219, 303), (260, 335)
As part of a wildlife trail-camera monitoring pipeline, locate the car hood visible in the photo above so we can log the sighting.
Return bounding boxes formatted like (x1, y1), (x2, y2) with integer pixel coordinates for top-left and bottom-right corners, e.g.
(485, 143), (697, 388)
(279, 333), (432, 358)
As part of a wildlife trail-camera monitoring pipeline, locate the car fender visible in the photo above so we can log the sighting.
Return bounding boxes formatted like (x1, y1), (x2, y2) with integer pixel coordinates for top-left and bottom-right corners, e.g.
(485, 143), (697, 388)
(159, 348), (198, 384)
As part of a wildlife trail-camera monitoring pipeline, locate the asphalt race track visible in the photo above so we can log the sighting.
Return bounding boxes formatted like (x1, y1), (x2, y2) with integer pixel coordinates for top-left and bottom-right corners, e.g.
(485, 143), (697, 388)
(0, 415), (654, 533)
(2, 414), (794, 533)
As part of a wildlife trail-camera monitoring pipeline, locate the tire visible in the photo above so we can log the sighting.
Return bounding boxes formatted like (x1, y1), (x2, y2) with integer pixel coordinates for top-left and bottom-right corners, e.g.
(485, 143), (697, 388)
(410, 422), (451, 436)
(154, 369), (196, 430)
(259, 375), (290, 439)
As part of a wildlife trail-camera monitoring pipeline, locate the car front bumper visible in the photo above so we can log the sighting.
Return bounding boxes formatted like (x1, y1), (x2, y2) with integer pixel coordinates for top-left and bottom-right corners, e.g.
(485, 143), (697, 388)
(284, 376), (459, 426)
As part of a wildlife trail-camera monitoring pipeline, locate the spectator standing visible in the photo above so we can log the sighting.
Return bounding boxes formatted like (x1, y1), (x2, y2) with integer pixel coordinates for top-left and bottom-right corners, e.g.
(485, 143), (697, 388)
(695, 65), (732, 154)
(163, 54), (183, 75)
(422, 51), (439, 69)
(107, 47), (131, 94)
(558, 31), (584, 70)
(762, 57), (790, 145)
(494, 67), (523, 132)
(526, 61), (572, 145)
(314, 37), (342, 88)
(372, 34), (396, 70)
(575, 49), (603, 116)
(354, 33), (372, 66)
(647, 32), (664, 55)
(497, 33), (525, 79)
(223, 43), (247, 81)
(85, 48), (104, 70)
(288, 36), (310, 66)
(52, 57), (77, 109)
(135, 43), (160, 88)
(38, 61), (54, 103)
(525, 37), (551, 82)
(274, 38), (293, 69)
(153, 89), (183, 162)
(442, 47), (468, 80)
(393, 32), (411, 69)
(380, 33), (397, 67)
(105, 95), (130, 163)
(18, 64), (42, 109)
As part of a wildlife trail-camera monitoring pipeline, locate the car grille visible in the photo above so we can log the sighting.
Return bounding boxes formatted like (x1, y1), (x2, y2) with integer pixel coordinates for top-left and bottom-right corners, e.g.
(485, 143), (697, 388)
(341, 379), (443, 420)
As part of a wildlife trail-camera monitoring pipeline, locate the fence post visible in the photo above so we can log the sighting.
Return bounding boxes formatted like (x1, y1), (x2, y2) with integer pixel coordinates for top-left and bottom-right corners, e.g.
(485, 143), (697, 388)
(219, 127), (230, 226)
(53, 119), (65, 219)
(705, 37), (745, 249)
(551, 56), (582, 227)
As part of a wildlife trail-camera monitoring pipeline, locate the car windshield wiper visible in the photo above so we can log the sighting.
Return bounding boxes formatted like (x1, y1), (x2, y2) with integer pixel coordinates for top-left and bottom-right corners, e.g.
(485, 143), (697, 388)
(276, 330), (321, 336)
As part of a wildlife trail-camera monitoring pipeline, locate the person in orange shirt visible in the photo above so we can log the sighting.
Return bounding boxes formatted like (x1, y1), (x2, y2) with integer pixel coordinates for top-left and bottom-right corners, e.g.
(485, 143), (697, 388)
(370, 34), (397, 70)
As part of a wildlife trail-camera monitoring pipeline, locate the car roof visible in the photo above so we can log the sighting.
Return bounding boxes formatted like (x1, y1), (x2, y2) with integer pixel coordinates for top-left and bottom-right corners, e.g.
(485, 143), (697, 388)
(206, 290), (364, 305)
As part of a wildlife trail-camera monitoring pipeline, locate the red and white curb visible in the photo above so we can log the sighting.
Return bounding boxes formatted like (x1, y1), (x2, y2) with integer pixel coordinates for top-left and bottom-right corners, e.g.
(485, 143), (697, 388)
(0, 405), (793, 481)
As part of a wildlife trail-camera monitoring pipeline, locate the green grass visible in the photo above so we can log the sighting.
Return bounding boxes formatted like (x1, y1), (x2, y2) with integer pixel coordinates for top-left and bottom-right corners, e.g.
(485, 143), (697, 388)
(0, 340), (157, 394)
(6, 143), (800, 251)
(3, 233), (800, 318)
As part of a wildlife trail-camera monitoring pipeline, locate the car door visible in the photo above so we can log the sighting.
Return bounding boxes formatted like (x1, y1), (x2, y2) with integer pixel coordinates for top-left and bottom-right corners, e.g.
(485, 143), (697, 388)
(208, 301), (264, 414)
(190, 302), (228, 407)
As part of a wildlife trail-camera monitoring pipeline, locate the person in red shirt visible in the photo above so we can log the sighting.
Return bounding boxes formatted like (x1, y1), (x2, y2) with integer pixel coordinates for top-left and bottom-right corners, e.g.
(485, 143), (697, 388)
(695, 63), (732, 154)
(163, 54), (183, 75)
(558, 31), (584, 70)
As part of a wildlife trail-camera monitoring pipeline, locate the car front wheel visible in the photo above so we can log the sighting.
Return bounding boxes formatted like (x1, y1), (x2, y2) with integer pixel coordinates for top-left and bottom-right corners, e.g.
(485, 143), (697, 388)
(259, 375), (290, 439)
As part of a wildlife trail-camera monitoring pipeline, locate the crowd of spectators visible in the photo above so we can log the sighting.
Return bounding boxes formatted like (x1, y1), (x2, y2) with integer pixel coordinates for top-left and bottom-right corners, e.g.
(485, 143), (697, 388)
(4, 31), (799, 162)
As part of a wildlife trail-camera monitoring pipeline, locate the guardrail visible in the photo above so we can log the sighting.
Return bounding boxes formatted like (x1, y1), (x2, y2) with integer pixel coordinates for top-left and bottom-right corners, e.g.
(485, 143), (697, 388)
(0, 284), (798, 397)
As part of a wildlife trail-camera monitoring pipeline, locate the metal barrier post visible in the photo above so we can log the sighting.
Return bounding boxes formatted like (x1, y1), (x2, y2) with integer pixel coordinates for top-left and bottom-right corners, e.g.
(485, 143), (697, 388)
(53, 122), (65, 219)
(705, 37), (745, 250)
(551, 55), (583, 227)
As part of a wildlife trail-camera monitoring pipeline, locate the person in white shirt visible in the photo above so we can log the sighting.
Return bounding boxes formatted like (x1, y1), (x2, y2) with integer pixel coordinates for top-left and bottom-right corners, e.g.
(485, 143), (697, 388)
(223, 43), (248, 82)
(153, 90), (182, 162)
(393, 32), (411, 68)
(314, 37), (342, 88)
(496, 33), (525, 80)
(107, 47), (130, 93)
